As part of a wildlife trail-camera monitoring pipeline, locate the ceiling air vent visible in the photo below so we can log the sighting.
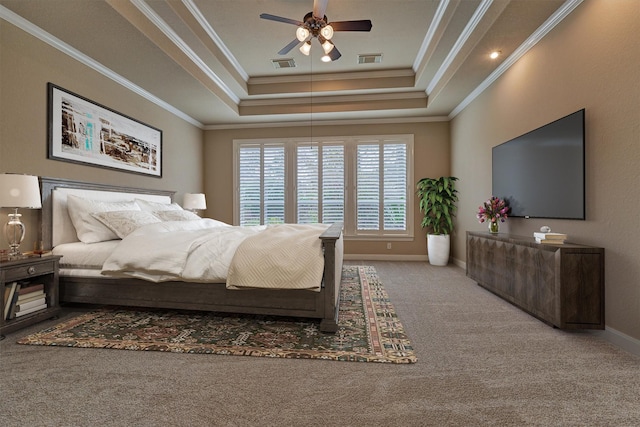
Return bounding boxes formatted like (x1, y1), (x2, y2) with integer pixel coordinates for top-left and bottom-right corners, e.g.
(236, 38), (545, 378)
(271, 58), (296, 69)
(357, 53), (382, 64)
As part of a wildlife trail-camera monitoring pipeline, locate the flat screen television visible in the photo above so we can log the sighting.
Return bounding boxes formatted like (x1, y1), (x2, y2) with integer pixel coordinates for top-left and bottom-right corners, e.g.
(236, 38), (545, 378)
(492, 109), (585, 220)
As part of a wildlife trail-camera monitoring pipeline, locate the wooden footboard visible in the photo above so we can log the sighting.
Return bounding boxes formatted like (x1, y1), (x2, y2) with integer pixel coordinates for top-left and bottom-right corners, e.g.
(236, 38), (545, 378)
(41, 177), (344, 333)
(318, 222), (343, 333)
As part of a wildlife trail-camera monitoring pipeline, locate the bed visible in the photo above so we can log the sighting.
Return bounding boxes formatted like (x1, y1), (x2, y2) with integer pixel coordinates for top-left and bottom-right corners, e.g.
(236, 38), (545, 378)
(39, 177), (344, 332)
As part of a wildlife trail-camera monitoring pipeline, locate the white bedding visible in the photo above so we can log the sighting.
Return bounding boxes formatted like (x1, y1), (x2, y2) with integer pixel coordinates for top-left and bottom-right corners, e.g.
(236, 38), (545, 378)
(227, 223), (328, 291)
(99, 219), (328, 291)
(53, 240), (120, 269)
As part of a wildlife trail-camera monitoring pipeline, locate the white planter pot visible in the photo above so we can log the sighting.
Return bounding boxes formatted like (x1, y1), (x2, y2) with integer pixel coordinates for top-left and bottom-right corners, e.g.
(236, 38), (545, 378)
(427, 234), (450, 266)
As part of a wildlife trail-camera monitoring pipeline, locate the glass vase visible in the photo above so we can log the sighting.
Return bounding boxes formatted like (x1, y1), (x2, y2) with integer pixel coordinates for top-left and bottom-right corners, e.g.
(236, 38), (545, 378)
(489, 221), (499, 233)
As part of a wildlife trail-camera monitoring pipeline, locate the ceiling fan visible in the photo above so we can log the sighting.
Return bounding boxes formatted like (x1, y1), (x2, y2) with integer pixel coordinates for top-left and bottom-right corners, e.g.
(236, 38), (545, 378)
(260, 0), (372, 62)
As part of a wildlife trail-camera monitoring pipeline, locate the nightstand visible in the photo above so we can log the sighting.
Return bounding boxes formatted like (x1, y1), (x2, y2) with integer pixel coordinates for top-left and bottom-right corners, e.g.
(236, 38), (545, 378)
(0, 255), (62, 339)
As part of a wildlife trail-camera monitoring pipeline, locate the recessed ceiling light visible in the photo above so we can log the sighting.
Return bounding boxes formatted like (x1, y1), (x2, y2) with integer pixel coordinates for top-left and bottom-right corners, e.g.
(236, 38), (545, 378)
(490, 50), (501, 59)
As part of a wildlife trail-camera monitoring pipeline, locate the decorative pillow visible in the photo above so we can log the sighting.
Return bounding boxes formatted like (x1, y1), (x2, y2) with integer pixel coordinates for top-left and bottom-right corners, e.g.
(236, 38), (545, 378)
(135, 198), (183, 212)
(91, 210), (162, 239)
(154, 210), (201, 221)
(67, 195), (141, 243)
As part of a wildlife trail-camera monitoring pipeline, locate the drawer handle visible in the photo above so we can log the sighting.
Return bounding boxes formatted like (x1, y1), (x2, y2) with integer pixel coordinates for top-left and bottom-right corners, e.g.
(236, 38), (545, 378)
(27, 266), (36, 275)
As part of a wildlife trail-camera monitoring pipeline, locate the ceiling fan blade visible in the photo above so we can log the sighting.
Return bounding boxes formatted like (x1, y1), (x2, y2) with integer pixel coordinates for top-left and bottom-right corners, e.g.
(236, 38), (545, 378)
(259, 13), (303, 26)
(328, 45), (342, 61)
(278, 38), (303, 55)
(330, 20), (373, 32)
(313, 0), (329, 19)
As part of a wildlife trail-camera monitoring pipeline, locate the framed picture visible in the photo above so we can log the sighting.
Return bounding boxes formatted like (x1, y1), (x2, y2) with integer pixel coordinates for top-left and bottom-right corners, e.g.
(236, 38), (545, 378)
(47, 83), (162, 177)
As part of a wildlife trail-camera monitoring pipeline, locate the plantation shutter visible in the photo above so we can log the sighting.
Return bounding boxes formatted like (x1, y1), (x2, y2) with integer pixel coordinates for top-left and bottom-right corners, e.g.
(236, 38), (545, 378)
(356, 144), (380, 230)
(236, 135), (411, 237)
(297, 145), (319, 223)
(356, 141), (407, 232)
(296, 144), (345, 224)
(383, 143), (407, 230)
(322, 145), (345, 223)
(238, 144), (285, 226)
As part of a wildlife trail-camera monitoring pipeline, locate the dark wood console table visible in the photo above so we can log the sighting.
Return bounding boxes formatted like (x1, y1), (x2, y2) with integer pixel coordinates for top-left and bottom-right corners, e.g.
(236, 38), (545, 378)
(466, 231), (604, 329)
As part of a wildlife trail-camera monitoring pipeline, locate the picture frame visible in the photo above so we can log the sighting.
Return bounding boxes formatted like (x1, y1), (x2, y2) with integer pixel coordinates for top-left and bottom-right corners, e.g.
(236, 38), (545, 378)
(47, 83), (162, 177)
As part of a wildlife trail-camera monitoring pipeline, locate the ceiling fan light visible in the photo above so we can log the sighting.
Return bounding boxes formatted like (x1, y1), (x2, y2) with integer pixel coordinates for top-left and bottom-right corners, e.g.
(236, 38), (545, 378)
(321, 54), (332, 62)
(300, 41), (312, 55)
(321, 40), (334, 54)
(296, 26), (310, 42)
(321, 24), (334, 40)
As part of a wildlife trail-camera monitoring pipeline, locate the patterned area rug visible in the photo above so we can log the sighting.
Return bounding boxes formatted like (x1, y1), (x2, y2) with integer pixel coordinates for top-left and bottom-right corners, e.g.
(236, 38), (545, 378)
(18, 266), (416, 363)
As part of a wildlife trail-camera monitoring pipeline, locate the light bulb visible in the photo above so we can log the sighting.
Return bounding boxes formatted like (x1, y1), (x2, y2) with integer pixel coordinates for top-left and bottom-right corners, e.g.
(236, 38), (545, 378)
(490, 50), (501, 59)
(296, 27), (310, 42)
(299, 41), (311, 55)
(322, 40), (334, 54)
(321, 24), (334, 40)
(321, 54), (332, 62)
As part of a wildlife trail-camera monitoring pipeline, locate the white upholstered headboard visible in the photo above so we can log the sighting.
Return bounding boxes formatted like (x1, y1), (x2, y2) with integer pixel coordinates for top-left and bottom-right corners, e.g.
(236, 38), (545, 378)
(51, 188), (172, 247)
(40, 177), (175, 249)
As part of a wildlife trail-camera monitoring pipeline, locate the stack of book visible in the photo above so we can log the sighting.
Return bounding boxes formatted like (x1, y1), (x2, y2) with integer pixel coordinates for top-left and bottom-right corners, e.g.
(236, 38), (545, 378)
(3, 283), (47, 320)
(533, 232), (568, 244)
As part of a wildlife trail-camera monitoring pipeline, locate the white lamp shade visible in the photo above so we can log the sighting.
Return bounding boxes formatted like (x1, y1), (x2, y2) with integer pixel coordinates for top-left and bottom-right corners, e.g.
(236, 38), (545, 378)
(183, 193), (206, 210)
(0, 174), (42, 208)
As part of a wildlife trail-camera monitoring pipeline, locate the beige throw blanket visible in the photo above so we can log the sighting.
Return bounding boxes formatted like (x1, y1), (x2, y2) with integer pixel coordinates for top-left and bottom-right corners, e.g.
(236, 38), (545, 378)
(226, 224), (328, 292)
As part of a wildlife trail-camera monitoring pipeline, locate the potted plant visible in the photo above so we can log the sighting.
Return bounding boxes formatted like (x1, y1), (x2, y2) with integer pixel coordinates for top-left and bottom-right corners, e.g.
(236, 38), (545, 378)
(416, 176), (458, 266)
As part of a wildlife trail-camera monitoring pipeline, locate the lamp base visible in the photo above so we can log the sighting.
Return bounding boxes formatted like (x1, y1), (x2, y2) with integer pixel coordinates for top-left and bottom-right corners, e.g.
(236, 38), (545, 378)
(5, 209), (25, 257)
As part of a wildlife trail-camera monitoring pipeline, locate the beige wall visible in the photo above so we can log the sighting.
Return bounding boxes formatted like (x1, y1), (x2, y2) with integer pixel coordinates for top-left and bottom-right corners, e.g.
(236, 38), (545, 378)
(0, 23), (204, 250)
(204, 121), (450, 257)
(451, 0), (640, 340)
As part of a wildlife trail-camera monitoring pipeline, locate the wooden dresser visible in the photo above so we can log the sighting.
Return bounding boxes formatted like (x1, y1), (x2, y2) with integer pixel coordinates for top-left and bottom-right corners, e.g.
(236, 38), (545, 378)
(466, 231), (604, 329)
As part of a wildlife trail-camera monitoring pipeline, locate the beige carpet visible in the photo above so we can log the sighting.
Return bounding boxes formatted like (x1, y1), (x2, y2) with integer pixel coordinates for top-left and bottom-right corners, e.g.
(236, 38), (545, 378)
(1, 261), (638, 426)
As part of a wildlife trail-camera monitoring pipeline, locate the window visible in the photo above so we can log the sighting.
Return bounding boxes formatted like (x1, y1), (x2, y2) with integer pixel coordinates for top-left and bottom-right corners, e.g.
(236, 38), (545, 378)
(237, 144), (285, 225)
(234, 135), (413, 239)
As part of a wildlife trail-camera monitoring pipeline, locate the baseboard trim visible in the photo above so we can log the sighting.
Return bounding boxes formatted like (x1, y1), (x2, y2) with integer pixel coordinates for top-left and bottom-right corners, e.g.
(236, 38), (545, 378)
(344, 254), (428, 261)
(592, 327), (640, 358)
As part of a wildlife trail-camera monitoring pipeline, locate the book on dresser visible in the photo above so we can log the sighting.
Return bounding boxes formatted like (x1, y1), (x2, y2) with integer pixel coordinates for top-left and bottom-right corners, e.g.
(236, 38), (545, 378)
(3, 282), (18, 320)
(6, 283), (21, 320)
(533, 232), (567, 244)
(18, 283), (45, 296)
(15, 302), (48, 317)
(15, 297), (47, 313)
(3, 282), (50, 320)
(17, 290), (46, 304)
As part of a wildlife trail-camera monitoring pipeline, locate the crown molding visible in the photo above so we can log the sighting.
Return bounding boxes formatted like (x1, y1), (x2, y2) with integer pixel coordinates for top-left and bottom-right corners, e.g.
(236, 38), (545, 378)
(0, 5), (204, 129)
(204, 115), (449, 131)
(427, 0), (493, 94)
(449, 0), (584, 118)
(131, 0), (239, 104)
(249, 68), (415, 85)
(182, 0), (249, 82)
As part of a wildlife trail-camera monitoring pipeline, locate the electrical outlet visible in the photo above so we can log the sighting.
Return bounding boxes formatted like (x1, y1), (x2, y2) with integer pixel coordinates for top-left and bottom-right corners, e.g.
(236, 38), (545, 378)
(386, 243), (392, 250)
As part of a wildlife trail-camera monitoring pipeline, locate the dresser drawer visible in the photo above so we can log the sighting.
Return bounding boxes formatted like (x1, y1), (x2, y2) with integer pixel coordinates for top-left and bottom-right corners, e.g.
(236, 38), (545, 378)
(4, 260), (56, 282)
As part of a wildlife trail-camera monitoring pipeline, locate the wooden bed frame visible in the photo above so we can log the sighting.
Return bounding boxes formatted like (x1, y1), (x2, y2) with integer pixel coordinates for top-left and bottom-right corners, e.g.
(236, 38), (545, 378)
(39, 177), (344, 332)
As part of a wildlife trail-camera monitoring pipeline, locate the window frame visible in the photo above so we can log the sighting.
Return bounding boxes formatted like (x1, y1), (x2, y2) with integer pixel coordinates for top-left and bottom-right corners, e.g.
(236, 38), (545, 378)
(233, 134), (414, 240)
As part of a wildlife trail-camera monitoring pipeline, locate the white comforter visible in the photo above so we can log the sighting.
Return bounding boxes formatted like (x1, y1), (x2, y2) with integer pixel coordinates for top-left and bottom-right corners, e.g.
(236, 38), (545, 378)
(101, 219), (328, 291)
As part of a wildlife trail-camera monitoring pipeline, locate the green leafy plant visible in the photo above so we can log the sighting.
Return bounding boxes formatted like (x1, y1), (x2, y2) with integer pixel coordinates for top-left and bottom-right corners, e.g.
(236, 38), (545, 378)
(416, 176), (459, 235)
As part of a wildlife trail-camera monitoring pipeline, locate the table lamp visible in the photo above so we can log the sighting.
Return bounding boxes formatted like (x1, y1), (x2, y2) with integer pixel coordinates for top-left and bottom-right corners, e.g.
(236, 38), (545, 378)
(0, 174), (42, 257)
(183, 193), (206, 215)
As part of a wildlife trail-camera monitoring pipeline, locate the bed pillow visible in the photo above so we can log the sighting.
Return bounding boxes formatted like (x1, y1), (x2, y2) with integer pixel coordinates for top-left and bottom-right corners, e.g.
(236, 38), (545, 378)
(91, 210), (162, 239)
(135, 198), (183, 212)
(154, 210), (201, 222)
(67, 195), (141, 243)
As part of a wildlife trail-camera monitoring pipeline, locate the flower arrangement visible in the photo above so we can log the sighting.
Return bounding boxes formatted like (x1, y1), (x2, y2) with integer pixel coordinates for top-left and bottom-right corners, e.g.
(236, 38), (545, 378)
(477, 196), (508, 231)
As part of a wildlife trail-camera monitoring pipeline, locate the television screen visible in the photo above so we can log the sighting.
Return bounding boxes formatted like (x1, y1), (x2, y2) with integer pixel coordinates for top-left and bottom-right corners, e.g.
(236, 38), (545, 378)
(492, 109), (585, 220)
